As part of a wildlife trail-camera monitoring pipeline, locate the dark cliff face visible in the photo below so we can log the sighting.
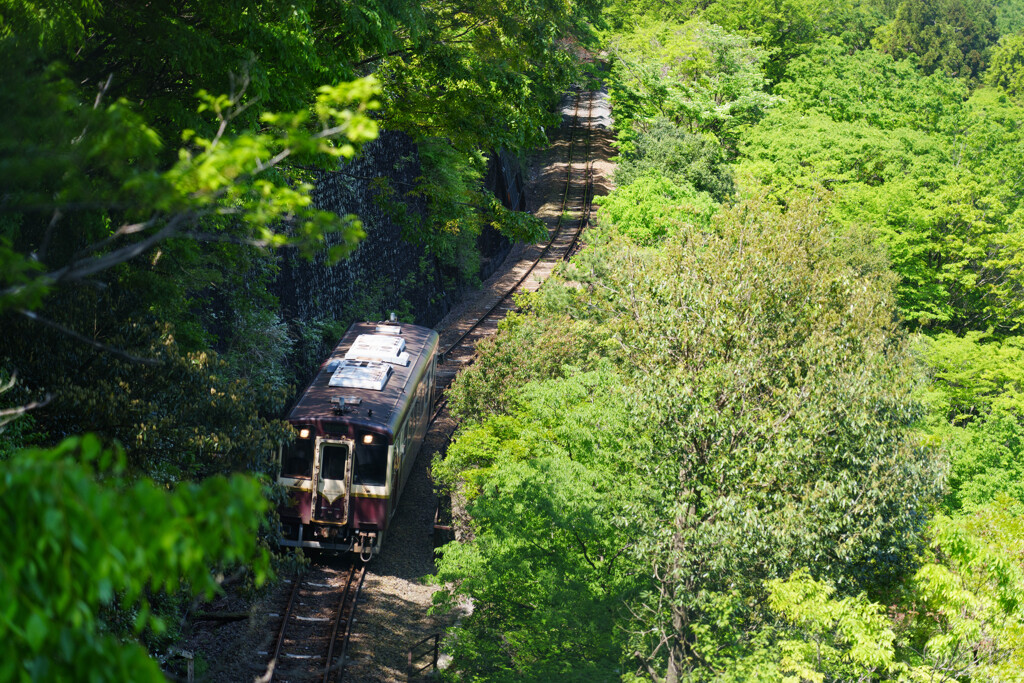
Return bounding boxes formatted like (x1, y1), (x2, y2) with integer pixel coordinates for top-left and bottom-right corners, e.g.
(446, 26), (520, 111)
(276, 132), (519, 331)
(276, 131), (447, 327)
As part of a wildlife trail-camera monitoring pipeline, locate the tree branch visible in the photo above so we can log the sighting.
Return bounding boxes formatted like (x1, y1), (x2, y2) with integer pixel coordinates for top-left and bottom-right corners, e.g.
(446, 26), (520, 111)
(180, 232), (273, 248)
(0, 395), (54, 429)
(53, 211), (193, 285)
(19, 310), (160, 366)
(0, 372), (53, 430)
(351, 18), (492, 67)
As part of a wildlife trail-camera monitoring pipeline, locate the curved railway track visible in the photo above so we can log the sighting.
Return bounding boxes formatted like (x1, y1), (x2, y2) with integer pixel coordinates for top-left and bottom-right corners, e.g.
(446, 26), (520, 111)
(433, 89), (597, 416)
(252, 89), (599, 683)
(424, 88), (599, 558)
(257, 562), (366, 683)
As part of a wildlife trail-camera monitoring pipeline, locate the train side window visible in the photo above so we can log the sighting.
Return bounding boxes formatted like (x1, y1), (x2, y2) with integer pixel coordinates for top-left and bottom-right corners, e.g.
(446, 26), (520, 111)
(320, 443), (348, 481)
(353, 435), (388, 486)
(393, 425), (407, 487)
(396, 424), (407, 459)
(281, 439), (314, 479)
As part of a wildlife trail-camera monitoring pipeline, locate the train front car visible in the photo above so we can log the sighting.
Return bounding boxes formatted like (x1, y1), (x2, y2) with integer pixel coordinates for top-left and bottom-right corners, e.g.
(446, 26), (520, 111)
(276, 321), (438, 558)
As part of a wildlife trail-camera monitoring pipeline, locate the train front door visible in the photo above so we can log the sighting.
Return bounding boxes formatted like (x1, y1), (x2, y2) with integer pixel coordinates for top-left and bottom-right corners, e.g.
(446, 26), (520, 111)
(312, 439), (352, 525)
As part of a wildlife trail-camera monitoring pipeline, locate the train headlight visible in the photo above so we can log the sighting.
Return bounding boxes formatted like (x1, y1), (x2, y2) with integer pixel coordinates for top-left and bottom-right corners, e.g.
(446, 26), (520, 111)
(298, 428), (310, 439)
(362, 434), (374, 444)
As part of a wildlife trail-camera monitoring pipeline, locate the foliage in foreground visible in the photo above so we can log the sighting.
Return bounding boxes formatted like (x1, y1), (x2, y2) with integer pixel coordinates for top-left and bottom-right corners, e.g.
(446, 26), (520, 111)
(0, 435), (270, 681)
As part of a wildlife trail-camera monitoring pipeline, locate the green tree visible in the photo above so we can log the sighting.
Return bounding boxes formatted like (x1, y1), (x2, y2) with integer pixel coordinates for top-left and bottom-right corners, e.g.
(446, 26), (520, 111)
(986, 30), (1024, 96)
(905, 508), (1024, 680)
(435, 370), (647, 681)
(722, 508), (1024, 682)
(741, 44), (1024, 333)
(923, 332), (1024, 422)
(446, 301), (603, 422)
(874, 0), (999, 80)
(593, 171), (718, 245)
(1, 0), (598, 294)
(937, 411), (1024, 514)
(2, 0), (414, 144)
(0, 435), (271, 680)
(917, 331), (1024, 514)
(702, 0), (826, 81)
(614, 117), (735, 200)
(439, 194), (942, 681)
(776, 38), (968, 131)
(595, 196), (938, 679)
(0, 41), (381, 316)
(993, 0), (1024, 33)
(756, 569), (903, 681)
(607, 19), (779, 158)
(377, 0), (602, 154)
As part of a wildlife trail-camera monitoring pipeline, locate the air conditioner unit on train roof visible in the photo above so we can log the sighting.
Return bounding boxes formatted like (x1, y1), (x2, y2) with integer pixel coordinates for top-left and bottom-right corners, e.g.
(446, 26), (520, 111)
(345, 334), (410, 366)
(329, 359), (392, 390)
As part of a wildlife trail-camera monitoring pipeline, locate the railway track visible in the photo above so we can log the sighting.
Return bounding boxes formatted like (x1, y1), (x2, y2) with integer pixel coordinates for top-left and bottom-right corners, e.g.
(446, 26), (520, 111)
(433, 88), (597, 414)
(424, 88), (599, 556)
(256, 562), (366, 683)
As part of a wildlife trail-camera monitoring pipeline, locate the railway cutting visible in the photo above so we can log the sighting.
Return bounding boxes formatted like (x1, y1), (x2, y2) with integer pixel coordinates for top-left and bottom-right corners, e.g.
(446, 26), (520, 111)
(179, 87), (614, 683)
(340, 87), (614, 682)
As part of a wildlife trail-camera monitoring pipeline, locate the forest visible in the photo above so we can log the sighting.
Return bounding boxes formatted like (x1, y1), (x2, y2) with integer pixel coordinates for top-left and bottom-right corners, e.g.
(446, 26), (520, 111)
(436, 0), (1024, 681)
(2, 0), (1024, 680)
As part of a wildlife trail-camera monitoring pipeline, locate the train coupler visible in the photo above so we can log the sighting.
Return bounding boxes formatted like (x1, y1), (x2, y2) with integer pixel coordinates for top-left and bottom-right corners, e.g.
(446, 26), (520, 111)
(355, 531), (379, 562)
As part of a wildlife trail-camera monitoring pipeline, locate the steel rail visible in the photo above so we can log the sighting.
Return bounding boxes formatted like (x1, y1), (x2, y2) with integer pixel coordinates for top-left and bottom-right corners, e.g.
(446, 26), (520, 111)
(259, 576), (301, 683)
(562, 91), (596, 260)
(429, 90), (597, 424)
(323, 562), (366, 683)
(260, 562), (366, 683)
(438, 90), (589, 362)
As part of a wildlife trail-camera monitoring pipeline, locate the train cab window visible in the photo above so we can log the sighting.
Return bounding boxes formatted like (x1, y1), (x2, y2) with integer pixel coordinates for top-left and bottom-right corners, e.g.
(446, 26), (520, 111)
(281, 439), (314, 479)
(353, 434), (388, 486)
(319, 443), (349, 481)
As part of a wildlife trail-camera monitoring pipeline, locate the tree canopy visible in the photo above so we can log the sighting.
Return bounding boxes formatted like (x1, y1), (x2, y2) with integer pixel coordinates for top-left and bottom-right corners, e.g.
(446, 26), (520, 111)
(438, 194), (942, 680)
(433, 2), (1024, 680)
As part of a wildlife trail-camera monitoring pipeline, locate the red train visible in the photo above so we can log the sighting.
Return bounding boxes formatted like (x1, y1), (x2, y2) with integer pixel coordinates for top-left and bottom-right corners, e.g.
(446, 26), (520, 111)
(276, 320), (438, 558)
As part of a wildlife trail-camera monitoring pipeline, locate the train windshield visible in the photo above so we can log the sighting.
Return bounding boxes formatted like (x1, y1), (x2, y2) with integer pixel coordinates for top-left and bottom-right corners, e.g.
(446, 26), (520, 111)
(320, 443), (349, 481)
(353, 434), (388, 486)
(281, 438), (314, 479)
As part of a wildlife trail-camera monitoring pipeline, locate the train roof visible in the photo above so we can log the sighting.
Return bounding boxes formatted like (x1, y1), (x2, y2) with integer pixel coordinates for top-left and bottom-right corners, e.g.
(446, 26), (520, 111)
(287, 321), (439, 436)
